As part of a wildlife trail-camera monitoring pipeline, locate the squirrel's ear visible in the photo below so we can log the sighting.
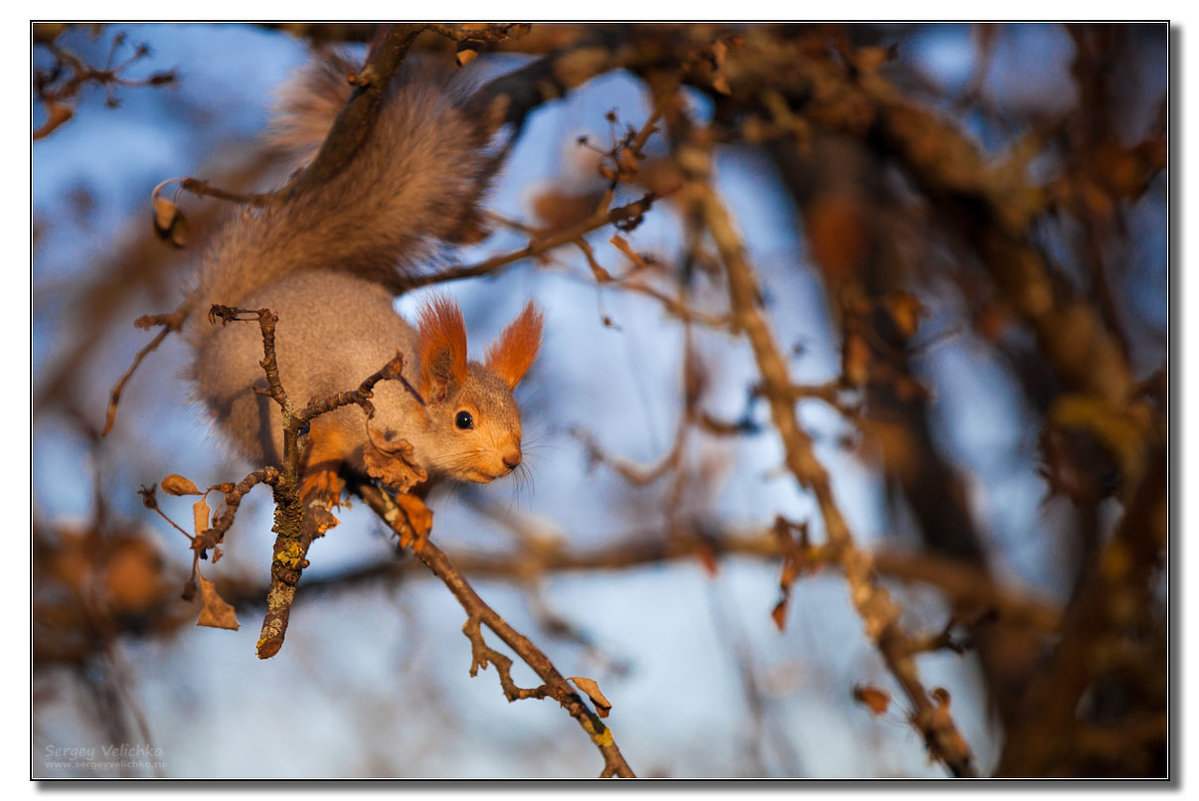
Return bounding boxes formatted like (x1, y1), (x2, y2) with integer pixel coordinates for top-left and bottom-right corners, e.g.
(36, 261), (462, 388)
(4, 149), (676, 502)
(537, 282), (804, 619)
(418, 296), (469, 400)
(485, 300), (544, 390)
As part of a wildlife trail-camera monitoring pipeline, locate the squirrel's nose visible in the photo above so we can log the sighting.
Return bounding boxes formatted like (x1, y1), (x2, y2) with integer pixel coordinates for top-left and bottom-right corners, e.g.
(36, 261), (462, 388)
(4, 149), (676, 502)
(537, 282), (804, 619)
(502, 451), (522, 471)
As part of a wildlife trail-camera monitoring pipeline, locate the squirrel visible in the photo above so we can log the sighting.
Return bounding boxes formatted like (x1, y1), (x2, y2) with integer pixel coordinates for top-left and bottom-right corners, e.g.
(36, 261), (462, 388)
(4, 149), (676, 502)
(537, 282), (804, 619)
(186, 52), (543, 501)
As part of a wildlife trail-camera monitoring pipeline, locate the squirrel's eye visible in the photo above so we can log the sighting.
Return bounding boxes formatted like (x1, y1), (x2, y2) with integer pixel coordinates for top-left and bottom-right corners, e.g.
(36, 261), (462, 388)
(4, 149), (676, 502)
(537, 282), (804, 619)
(455, 411), (474, 430)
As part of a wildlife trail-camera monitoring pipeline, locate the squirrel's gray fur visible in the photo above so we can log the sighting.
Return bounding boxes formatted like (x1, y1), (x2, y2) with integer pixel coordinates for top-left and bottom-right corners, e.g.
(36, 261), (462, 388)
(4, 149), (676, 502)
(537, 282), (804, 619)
(187, 53), (542, 487)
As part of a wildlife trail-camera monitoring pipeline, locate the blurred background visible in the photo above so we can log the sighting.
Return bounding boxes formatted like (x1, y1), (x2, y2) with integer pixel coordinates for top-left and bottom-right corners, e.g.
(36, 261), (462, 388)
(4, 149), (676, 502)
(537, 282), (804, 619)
(32, 23), (1168, 778)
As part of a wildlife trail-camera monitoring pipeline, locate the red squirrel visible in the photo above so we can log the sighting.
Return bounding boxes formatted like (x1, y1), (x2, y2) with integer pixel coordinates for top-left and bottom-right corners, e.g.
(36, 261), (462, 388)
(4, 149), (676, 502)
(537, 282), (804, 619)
(186, 53), (542, 500)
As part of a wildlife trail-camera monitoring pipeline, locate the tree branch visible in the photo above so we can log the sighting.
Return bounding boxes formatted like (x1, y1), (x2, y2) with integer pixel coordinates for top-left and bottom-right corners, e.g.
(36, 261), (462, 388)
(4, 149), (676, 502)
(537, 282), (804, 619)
(355, 483), (636, 779)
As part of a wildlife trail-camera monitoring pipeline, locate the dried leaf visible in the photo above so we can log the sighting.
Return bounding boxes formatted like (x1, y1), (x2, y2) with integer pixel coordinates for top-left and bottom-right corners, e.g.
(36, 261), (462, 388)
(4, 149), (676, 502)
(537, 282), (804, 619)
(853, 684), (891, 715)
(161, 474), (201, 496)
(152, 196), (187, 247)
(363, 430), (427, 493)
(395, 493), (434, 552)
(455, 42), (480, 67)
(771, 598), (788, 632)
(531, 188), (602, 229)
(195, 571), (239, 630)
(152, 195), (177, 232)
(842, 332), (871, 387)
(43, 100), (74, 130)
(568, 676), (612, 718)
(192, 497), (210, 537)
(104, 539), (161, 613)
(883, 293), (923, 340)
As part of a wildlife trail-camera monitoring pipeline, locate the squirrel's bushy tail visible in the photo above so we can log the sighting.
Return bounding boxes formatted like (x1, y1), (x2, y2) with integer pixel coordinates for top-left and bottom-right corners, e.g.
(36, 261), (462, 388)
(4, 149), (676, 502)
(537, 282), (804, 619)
(193, 53), (504, 318)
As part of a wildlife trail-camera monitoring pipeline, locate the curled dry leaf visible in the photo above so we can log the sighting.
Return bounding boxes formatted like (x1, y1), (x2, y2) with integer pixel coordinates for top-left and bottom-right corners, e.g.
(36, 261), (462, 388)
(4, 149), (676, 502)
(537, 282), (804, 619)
(568, 676), (612, 718)
(364, 429), (427, 493)
(152, 195), (187, 248)
(853, 684), (891, 716)
(771, 598), (789, 632)
(195, 571), (240, 630)
(455, 42), (480, 67)
(192, 497), (211, 537)
(395, 493), (434, 552)
(161, 474), (201, 496)
(883, 292), (924, 340)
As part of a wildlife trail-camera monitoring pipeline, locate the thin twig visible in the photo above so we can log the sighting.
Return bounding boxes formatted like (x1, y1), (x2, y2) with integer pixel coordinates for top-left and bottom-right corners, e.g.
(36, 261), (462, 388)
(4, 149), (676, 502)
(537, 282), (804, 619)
(101, 309), (188, 435)
(397, 193), (661, 291)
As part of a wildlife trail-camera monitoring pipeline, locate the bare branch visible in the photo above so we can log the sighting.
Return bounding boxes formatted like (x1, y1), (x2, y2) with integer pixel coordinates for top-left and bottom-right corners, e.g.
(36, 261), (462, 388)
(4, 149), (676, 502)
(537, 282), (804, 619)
(356, 482), (637, 779)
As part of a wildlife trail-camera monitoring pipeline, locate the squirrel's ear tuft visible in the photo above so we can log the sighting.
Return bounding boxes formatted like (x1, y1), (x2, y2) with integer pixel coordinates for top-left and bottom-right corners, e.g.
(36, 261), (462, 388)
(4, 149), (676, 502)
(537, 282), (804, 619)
(418, 296), (469, 399)
(486, 300), (544, 390)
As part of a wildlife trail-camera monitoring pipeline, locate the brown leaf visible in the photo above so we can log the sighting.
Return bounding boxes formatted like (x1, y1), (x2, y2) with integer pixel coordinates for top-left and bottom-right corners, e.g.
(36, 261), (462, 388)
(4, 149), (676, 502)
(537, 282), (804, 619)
(195, 571), (240, 630)
(779, 556), (800, 589)
(455, 43), (480, 67)
(161, 474), (201, 496)
(46, 99), (74, 125)
(617, 146), (639, 179)
(771, 598), (788, 632)
(395, 493), (434, 552)
(883, 293), (924, 340)
(192, 497), (210, 537)
(363, 429), (427, 493)
(152, 195), (178, 232)
(152, 196), (187, 248)
(853, 684), (891, 715)
(531, 188), (603, 230)
(568, 676), (612, 718)
(103, 538), (161, 613)
(842, 332), (871, 387)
